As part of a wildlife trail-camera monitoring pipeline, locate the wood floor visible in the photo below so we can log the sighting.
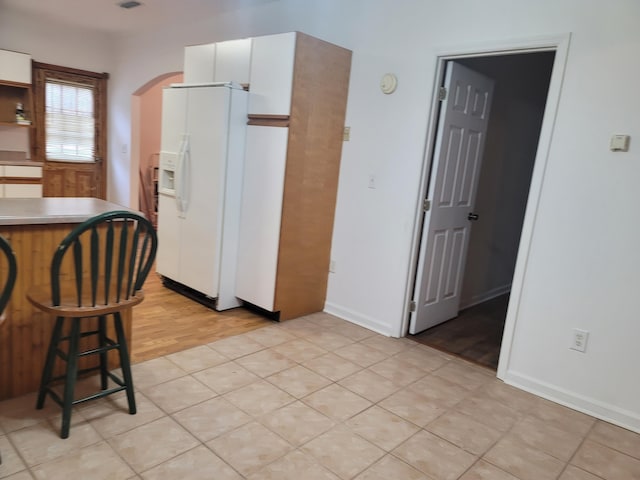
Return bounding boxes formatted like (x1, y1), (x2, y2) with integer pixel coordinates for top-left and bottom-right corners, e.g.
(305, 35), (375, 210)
(132, 269), (507, 370)
(130, 271), (272, 363)
(410, 294), (509, 370)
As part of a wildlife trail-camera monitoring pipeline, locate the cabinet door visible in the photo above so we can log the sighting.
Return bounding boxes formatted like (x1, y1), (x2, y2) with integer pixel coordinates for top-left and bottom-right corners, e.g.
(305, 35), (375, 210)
(236, 125), (289, 311)
(183, 44), (216, 84)
(214, 39), (252, 84)
(4, 166), (42, 178)
(0, 50), (31, 84)
(4, 184), (42, 198)
(247, 33), (296, 115)
(2, 165), (42, 198)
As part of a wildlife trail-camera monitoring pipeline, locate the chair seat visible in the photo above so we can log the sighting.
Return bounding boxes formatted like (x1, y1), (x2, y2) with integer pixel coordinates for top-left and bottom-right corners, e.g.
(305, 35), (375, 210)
(27, 284), (144, 317)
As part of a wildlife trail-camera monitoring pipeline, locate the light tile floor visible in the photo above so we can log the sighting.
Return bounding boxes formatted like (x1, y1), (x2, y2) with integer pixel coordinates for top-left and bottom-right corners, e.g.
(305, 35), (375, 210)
(1, 313), (640, 479)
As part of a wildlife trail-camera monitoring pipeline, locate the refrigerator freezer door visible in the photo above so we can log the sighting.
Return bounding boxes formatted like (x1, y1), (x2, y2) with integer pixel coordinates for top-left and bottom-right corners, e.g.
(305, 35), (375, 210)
(157, 87), (188, 282)
(157, 193), (181, 280)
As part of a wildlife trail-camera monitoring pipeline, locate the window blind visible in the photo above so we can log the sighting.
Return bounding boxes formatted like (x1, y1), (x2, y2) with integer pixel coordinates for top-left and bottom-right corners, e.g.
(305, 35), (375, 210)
(45, 80), (95, 162)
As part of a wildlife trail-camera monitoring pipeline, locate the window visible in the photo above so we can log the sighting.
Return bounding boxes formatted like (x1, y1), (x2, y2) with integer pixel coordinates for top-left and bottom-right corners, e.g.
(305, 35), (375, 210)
(45, 80), (95, 162)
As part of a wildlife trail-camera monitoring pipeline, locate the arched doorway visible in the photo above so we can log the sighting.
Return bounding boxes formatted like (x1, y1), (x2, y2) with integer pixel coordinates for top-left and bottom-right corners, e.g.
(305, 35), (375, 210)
(131, 72), (183, 226)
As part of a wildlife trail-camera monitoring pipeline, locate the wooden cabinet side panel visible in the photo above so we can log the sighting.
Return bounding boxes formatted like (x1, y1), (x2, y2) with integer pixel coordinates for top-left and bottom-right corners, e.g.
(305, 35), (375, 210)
(274, 34), (352, 320)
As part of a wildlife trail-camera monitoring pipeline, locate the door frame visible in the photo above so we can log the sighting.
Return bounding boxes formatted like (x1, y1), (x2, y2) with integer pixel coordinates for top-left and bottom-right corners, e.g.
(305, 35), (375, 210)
(400, 33), (572, 380)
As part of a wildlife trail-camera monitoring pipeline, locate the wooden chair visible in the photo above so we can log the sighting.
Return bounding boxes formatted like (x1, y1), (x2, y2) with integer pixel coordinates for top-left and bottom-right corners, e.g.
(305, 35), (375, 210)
(0, 235), (17, 464)
(27, 211), (157, 439)
(0, 235), (17, 327)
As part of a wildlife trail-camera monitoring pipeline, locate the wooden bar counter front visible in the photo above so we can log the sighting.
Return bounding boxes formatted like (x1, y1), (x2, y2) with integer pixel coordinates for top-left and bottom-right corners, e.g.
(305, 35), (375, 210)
(0, 198), (139, 400)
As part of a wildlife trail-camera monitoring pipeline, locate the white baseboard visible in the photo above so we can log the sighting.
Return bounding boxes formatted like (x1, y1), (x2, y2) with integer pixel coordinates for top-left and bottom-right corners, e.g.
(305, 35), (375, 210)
(323, 301), (395, 337)
(459, 283), (511, 310)
(503, 370), (640, 434)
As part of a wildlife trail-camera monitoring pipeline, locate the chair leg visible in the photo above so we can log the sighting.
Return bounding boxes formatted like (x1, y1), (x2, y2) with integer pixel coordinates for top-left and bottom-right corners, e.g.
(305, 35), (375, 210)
(98, 315), (109, 390)
(60, 318), (81, 439)
(114, 312), (136, 415)
(36, 316), (65, 409)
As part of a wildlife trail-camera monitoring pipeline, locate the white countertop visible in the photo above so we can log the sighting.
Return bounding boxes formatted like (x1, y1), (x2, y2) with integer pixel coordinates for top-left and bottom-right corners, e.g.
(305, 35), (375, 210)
(0, 198), (139, 226)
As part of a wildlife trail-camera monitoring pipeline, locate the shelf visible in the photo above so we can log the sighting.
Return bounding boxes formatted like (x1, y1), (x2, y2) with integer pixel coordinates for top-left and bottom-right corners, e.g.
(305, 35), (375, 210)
(0, 82), (33, 126)
(0, 121), (31, 128)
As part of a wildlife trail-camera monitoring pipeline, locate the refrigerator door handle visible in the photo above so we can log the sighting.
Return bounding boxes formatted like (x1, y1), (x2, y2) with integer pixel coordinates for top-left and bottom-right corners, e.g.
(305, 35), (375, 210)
(181, 136), (191, 215)
(175, 135), (187, 218)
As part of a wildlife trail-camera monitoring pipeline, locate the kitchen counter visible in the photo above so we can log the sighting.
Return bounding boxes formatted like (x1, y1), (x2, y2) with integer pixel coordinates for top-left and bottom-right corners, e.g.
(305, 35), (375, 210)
(0, 197), (135, 225)
(0, 198), (141, 400)
(0, 160), (42, 166)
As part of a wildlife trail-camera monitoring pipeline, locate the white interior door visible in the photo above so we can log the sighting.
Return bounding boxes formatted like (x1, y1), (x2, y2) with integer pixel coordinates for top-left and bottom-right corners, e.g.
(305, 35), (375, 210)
(410, 61), (494, 334)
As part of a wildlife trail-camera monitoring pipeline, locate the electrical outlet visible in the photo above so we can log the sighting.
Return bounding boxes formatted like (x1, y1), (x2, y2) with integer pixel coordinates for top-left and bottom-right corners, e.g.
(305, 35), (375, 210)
(329, 260), (336, 273)
(570, 328), (589, 353)
(343, 126), (351, 141)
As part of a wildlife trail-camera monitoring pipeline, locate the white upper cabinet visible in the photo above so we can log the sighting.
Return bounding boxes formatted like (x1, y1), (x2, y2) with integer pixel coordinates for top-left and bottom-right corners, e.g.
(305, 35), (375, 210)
(0, 50), (31, 84)
(183, 44), (216, 84)
(184, 39), (252, 85)
(214, 38), (252, 84)
(248, 32), (297, 115)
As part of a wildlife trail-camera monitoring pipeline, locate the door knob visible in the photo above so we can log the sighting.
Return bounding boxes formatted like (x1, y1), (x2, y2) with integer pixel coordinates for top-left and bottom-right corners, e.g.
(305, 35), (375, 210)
(467, 213), (479, 221)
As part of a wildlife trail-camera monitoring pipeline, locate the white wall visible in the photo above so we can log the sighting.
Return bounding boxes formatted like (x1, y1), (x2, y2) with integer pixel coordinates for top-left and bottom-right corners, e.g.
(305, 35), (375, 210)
(0, 9), (113, 73)
(3, 0), (640, 432)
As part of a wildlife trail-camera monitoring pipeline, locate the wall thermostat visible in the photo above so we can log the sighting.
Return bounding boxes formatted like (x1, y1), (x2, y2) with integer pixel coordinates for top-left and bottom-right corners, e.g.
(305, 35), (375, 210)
(380, 73), (398, 94)
(610, 134), (630, 152)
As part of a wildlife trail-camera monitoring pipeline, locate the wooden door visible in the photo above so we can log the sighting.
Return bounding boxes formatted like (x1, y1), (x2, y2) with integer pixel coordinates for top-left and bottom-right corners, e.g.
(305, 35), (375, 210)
(410, 61), (494, 334)
(33, 62), (108, 198)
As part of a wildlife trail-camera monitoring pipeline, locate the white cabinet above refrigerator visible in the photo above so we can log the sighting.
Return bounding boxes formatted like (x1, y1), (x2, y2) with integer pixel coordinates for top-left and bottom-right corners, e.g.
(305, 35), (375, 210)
(183, 38), (252, 85)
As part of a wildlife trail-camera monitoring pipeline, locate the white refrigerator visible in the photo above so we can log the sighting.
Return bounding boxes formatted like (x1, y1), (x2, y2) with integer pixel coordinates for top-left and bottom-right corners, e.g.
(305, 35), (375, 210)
(156, 82), (248, 310)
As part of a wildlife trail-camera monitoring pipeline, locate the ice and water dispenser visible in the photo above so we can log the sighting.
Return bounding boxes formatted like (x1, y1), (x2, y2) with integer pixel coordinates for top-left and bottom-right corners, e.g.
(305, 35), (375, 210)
(159, 152), (177, 196)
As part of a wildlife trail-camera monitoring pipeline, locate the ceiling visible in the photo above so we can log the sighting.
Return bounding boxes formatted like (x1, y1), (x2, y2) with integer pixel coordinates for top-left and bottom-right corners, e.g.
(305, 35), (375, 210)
(1, 0), (277, 35)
